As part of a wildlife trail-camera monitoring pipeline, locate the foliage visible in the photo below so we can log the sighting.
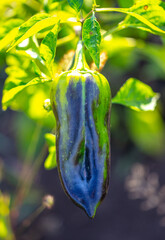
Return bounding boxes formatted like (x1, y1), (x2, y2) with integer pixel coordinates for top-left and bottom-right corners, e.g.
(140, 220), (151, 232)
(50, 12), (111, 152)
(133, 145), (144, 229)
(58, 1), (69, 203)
(112, 78), (160, 111)
(82, 13), (101, 68)
(67, 0), (83, 12)
(0, 0), (165, 236)
(126, 109), (165, 155)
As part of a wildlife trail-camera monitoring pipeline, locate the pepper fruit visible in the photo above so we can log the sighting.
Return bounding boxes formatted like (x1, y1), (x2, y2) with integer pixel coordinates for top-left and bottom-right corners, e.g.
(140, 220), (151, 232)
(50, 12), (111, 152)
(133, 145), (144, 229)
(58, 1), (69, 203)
(50, 41), (111, 218)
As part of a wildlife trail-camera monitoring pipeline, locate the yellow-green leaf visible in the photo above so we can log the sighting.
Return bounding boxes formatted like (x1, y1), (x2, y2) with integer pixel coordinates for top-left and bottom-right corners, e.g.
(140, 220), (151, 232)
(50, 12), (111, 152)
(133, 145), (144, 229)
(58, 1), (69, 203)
(8, 13), (59, 51)
(0, 18), (24, 51)
(2, 77), (51, 110)
(40, 20), (60, 76)
(97, 2), (165, 37)
(122, 0), (165, 35)
(0, 28), (19, 52)
(112, 78), (160, 111)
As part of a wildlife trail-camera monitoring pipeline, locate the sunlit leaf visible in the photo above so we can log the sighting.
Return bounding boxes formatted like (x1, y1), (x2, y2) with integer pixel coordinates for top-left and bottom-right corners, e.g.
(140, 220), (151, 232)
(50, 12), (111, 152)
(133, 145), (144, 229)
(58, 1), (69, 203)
(112, 78), (160, 111)
(122, 0), (165, 35)
(2, 50), (55, 127)
(0, 19), (23, 51)
(5, 50), (40, 85)
(0, 28), (19, 52)
(47, 10), (77, 24)
(44, 133), (56, 170)
(82, 14), (101, 68)
(40, 20), (60, 75)
(0, 18), (23, 39)
(15, 38), (50, 78)
(8, 83), (56, 128)
(67, 0), (83, 12)
(2, 77), (51, 110)
(97, 1), (165, 37)
(8, 13), (59, 51)
(4, 51), (41, 90)
(0, 19), (23, 37)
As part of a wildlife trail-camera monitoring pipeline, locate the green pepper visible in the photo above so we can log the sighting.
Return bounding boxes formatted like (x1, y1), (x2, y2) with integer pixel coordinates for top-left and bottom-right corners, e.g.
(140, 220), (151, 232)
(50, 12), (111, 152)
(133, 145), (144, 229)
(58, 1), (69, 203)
(50, 41), (111, 218)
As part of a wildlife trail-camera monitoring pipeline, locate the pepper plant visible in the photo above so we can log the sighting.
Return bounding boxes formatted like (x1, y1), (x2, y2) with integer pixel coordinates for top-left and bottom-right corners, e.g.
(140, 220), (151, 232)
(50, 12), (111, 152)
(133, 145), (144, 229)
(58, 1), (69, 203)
(0, 0), (165, 234)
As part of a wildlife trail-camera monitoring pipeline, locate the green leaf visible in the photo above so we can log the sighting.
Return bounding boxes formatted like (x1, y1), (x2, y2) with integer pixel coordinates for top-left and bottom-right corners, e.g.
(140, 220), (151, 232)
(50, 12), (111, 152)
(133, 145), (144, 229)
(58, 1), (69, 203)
(2, 77), (51, 110)
(0, 18), (24, 51)
(8, 13), (59, 51)
(0, 28), (19, 52)
(97, 2), (165, 37)
(67, 0), (83, 12)
(44, 133), (56, 170)
(122, 0), (165, 35)
(40, 20), (60, 76)
(126, 109), (165, 156)
(15, 37), (51, 78)
(117, 0), (134, 8)
(82, 14), (101, 68)
(2, 50), (55, 127)
(112, 78), (160, 111)
(0, 19), (23, 39)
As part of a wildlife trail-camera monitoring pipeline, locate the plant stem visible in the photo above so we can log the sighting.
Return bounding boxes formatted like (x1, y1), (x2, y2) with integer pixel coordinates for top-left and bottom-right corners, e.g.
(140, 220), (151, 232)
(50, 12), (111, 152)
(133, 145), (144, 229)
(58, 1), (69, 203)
(83, 10), (93, 22)
(25, 124), (42, 164)
(15, 205), (45, 235)
(93, 0), (97, 12)
(95, 7), (129, 13)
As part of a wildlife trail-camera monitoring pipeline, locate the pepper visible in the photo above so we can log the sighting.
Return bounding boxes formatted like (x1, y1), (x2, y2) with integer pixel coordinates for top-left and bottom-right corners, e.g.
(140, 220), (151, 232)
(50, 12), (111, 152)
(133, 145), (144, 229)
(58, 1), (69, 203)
(50, 41), (111, 218)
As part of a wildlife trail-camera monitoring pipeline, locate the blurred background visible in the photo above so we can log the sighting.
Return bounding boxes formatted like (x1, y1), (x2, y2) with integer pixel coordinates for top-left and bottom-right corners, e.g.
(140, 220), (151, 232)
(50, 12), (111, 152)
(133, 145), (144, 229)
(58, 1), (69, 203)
(0, 0), (165, 239)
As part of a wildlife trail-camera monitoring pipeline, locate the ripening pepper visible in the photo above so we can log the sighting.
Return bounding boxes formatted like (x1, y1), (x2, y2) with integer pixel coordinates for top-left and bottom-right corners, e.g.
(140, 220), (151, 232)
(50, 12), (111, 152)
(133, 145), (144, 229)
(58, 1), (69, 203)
(50, 41), (111, 218)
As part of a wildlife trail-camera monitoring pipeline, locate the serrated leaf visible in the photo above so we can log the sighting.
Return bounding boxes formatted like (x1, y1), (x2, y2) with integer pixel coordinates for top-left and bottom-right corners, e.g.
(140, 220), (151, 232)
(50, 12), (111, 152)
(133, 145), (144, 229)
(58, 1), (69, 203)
(8, 13), (59, 51)
(82, 14), (101, 68)
(44, 133), (56, 170)
(40, 20), (60, 76)
(67, 0), (83, 12)
(2, 77), (51, 110)
(112, 78), (160, 111)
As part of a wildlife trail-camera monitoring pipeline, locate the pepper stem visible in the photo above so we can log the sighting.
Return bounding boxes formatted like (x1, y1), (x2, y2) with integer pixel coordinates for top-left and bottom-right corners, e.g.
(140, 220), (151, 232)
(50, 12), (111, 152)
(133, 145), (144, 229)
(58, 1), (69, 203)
(72, 41), (89, 71)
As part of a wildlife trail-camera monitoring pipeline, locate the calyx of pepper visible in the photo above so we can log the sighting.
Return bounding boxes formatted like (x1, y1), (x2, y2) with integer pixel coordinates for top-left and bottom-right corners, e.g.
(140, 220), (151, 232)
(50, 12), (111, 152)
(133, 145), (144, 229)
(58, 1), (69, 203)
(50, 40), (111, 218)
